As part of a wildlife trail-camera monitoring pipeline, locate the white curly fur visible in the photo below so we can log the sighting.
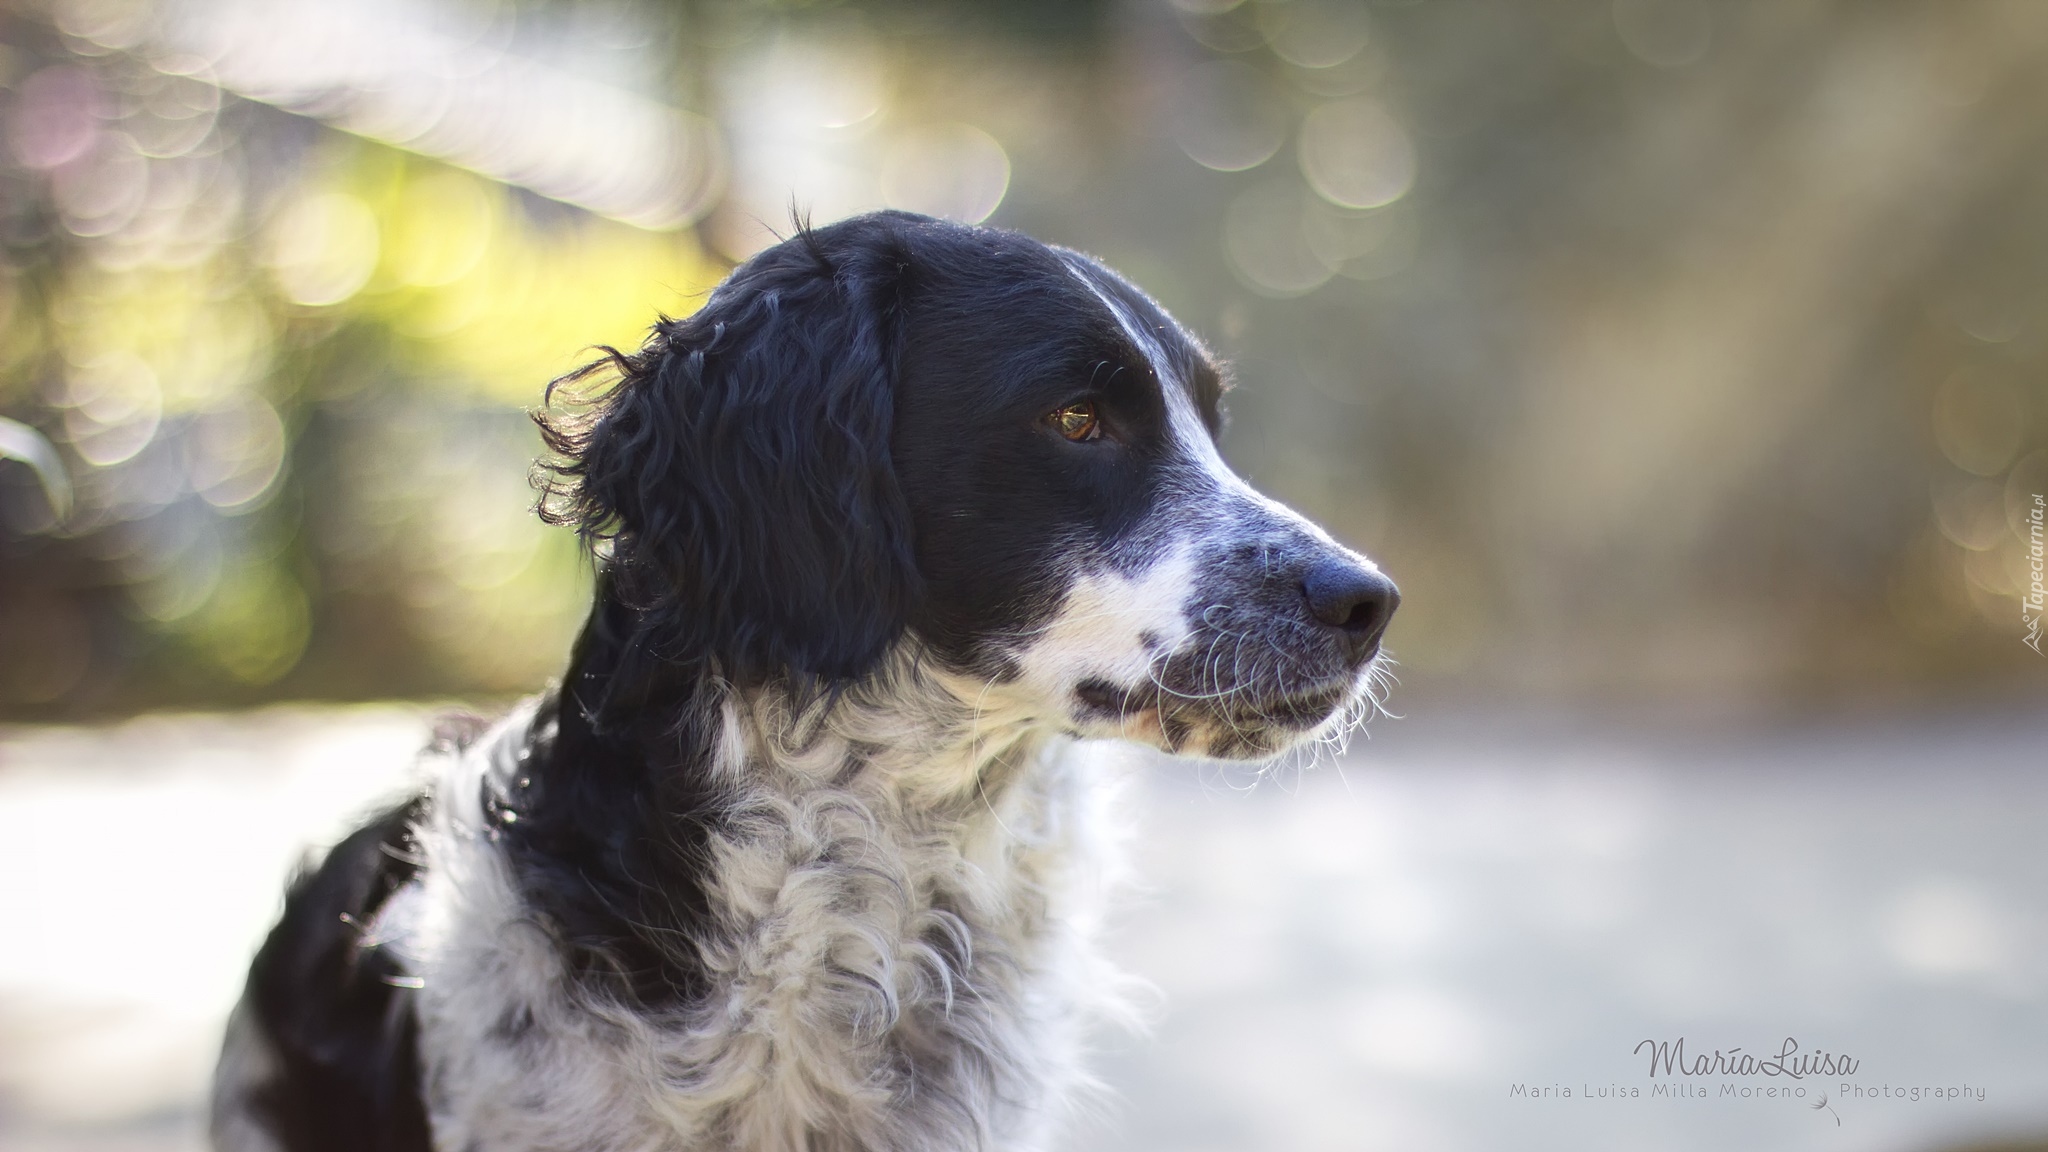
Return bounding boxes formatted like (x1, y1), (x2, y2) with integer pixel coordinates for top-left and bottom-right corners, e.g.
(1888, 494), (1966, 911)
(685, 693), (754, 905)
(386, 648), (1144, 1152)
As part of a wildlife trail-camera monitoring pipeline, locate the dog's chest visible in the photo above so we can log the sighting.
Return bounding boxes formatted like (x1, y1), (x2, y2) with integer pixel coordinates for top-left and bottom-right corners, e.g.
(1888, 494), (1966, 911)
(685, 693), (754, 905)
(405, 728), (1111, 1152)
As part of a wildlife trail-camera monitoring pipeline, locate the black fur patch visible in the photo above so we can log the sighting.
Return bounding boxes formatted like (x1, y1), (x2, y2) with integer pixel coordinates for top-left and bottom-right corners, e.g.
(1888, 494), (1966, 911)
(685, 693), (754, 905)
(535, 219), (922, 694)
(235, 795), (433, 1152)
(492, 594), (735, 1008)
(1073, 676), (1141, 720)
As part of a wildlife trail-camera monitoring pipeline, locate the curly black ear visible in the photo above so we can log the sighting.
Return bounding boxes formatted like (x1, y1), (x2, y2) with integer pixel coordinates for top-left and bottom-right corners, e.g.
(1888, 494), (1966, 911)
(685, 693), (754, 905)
(538, 219), (920, 687)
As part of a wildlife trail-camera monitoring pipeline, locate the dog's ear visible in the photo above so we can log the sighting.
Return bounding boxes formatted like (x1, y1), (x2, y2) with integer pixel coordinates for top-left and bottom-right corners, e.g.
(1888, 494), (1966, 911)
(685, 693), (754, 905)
(538, 224), (918, 686)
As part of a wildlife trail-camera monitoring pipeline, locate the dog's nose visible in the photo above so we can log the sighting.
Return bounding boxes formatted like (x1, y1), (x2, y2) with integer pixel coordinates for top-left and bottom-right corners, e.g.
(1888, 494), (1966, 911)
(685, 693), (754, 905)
(1301, 558), (1399, 658)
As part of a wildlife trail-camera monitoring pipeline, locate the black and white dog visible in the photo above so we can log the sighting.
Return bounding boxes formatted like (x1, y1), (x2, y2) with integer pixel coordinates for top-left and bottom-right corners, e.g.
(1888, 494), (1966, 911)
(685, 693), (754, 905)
(213, 211), (1397, 1152)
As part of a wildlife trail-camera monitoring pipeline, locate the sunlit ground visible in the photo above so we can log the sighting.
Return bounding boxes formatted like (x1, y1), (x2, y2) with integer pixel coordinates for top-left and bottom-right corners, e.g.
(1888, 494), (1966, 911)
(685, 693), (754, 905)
(3, 704), (2047, 1152)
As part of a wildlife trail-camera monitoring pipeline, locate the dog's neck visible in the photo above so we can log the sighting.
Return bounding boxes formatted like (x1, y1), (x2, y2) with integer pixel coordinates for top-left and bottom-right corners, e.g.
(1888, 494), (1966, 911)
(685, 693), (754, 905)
(418, 590), (1119, 1152)
(502, 585), (1071, 1008)
(561, 584), (1051, 803)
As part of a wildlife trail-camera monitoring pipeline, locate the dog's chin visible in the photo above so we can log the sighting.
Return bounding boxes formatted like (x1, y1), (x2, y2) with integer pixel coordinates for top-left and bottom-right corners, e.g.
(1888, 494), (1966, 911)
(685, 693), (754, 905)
(1094, 671), (1374, 761)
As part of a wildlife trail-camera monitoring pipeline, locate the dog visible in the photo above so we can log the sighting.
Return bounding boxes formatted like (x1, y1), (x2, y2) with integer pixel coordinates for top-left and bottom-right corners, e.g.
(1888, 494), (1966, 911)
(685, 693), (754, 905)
(211, 211), (1398, 1152)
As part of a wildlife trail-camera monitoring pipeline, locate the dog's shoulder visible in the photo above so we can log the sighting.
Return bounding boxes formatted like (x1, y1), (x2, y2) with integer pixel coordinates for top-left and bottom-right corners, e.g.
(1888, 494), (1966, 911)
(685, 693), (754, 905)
(213, 791), (434, 1152)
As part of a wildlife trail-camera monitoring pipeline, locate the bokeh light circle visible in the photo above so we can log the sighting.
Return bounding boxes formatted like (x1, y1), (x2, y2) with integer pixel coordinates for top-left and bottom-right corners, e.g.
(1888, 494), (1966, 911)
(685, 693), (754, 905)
(266, 191), (380, 307)
(1223, 180), (1332, 297)
(880, 123), (1010, 224)
(1169, 60), (1290, 173)
(1612, 0), (1713, 69)
(1256, 0), (1373, 71)
(1298, 98), (1416, 209)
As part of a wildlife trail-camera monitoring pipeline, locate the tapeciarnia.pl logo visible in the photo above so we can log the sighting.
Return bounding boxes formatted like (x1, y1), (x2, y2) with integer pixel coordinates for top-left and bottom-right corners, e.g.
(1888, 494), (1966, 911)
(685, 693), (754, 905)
(2024, 492), (2045, 656)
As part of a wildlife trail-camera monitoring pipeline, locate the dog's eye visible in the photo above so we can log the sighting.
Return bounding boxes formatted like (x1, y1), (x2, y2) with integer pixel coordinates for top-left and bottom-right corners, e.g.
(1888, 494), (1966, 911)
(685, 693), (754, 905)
(1048, 402), (1101, 442)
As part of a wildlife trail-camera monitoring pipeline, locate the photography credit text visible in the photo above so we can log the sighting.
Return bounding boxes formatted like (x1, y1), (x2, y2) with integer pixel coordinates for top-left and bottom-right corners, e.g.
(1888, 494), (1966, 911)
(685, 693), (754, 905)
(1505, 1038), (1988, 1124)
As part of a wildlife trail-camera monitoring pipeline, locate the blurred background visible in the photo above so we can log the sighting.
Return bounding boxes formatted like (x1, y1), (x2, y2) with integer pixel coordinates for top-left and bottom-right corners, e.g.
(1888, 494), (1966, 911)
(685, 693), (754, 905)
(2, 0), (2047, 1149)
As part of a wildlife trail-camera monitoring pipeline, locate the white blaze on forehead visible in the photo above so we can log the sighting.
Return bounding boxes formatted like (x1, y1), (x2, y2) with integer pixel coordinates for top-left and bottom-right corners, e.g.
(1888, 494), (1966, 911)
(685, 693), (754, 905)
(1057, 254), (1227, 476)
(1015, 542), (1197, 695)
(1056, 254), (1365, 561)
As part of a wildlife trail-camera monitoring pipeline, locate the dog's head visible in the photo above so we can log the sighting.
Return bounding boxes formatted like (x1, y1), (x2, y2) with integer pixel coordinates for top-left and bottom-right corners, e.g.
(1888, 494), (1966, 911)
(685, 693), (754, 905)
(541, 211), (1395, 760)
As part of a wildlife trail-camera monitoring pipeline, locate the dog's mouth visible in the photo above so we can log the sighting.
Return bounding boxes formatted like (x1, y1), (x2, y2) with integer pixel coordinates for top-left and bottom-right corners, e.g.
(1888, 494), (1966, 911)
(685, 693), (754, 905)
(1217, 677), (1356, 730)
(1074, 665), (1372, 759)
